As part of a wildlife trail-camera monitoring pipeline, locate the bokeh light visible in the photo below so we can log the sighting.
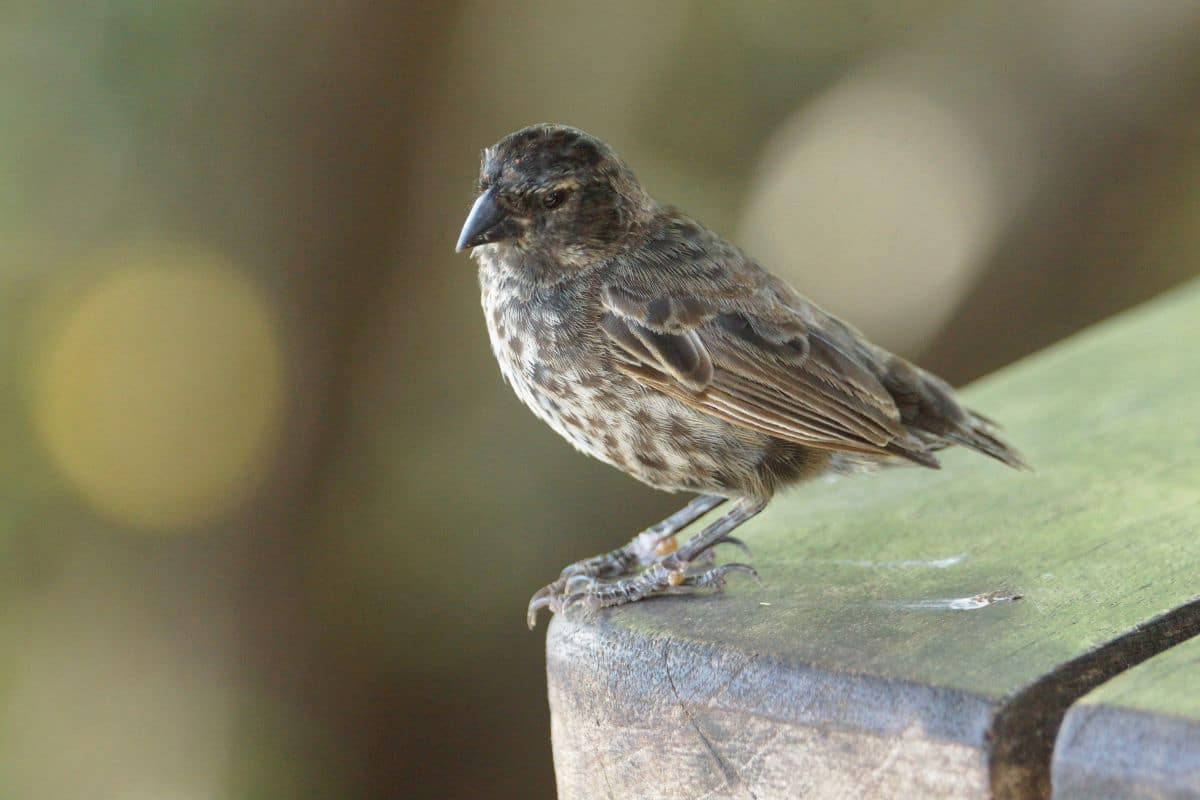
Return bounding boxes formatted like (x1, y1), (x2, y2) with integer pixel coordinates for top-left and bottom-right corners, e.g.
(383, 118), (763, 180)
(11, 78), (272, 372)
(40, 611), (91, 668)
(740, 77), (1001, 354)
(30, 243), (284, 532)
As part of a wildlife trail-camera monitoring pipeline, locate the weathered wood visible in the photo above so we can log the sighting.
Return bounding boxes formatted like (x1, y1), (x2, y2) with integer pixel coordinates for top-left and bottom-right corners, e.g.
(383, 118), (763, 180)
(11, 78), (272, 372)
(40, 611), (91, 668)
(1052, 636), (1200, 799)
(546, 280), (1200, 800)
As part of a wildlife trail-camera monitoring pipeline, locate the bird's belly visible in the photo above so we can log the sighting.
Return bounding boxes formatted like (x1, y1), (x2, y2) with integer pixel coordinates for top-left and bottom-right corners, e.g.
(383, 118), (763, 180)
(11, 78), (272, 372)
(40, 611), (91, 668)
(486, 327), (752, 492)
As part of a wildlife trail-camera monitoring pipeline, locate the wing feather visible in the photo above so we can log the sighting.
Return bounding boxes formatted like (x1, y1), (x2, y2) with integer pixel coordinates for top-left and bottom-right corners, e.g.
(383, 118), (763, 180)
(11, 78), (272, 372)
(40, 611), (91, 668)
(600, 284), (928, 462)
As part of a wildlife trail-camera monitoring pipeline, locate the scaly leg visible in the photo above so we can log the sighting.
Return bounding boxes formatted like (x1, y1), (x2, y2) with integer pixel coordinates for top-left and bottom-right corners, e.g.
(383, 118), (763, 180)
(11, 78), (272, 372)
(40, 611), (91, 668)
(527, 496), (765, 628)
(526, 494), (726, 628)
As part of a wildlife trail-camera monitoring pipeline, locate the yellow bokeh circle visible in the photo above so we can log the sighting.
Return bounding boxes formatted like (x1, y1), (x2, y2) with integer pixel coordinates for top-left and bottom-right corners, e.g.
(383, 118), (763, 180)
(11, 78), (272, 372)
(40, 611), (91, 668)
(31, 244), (284, 531)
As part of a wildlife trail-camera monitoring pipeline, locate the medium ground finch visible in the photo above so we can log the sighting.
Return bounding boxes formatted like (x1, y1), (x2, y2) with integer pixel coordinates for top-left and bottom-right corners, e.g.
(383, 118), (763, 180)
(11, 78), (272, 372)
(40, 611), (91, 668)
(456, 124), (1028, 628)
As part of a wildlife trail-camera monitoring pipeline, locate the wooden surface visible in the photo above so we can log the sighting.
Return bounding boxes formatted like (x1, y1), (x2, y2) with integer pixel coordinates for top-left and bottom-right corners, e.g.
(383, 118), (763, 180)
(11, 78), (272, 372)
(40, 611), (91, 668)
(545, 279), (1200, 800)
(1052, 636), (1200, 799)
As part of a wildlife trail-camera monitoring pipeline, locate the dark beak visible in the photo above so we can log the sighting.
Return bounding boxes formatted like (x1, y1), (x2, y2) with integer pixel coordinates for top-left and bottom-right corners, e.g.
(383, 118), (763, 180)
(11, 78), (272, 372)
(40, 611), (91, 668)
(456, 188), (509, 252)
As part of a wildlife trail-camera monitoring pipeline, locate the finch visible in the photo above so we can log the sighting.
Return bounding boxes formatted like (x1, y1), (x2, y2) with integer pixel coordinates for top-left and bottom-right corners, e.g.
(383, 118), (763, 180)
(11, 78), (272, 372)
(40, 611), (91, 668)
(456, 123), (1028, 628)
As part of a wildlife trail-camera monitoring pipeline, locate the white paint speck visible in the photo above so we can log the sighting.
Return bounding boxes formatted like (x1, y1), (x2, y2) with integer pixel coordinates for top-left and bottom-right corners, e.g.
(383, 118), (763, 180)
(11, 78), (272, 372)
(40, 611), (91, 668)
(829, 554), (968, 569)
(886, 590), (1023, 611)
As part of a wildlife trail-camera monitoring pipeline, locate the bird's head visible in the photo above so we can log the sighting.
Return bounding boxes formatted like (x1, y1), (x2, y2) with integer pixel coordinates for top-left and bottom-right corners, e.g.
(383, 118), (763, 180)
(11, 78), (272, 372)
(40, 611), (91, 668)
(456, 124), (650, 266)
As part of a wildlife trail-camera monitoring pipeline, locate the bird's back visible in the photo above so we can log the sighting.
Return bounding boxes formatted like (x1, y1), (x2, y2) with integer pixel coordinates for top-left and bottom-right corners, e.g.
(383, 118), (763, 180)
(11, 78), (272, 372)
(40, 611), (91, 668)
(606, 206), (1029, 473)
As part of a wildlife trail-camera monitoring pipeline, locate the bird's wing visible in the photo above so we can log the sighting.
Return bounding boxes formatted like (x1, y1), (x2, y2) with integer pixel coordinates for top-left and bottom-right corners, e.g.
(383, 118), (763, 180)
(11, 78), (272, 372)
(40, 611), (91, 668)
(599, 282), (933, 462)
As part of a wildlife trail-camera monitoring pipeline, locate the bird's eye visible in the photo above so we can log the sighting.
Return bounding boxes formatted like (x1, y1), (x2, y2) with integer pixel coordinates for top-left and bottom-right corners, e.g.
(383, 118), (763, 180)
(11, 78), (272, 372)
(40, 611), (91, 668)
(542, 189), (569, 209)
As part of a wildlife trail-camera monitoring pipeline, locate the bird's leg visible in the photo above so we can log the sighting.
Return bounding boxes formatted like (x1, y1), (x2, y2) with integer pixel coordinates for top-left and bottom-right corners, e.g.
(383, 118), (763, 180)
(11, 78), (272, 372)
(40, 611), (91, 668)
(527, 497), (766, 627)
(527, 494), (726, 628)
(558, 498), (766, 614)
(563, 494), (727, 579)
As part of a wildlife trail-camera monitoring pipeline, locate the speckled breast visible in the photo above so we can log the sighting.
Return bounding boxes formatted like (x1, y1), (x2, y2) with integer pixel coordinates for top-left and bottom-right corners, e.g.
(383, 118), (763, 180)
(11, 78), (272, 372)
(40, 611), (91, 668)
(477, 260), (618, 457)
(476, 254), (750, 495)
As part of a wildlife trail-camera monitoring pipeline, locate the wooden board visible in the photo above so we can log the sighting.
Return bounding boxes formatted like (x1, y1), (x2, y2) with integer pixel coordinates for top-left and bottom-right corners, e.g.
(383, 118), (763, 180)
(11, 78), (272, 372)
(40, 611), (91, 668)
(545, 280), (1200, 800)
(1052, 635), (1200, 799)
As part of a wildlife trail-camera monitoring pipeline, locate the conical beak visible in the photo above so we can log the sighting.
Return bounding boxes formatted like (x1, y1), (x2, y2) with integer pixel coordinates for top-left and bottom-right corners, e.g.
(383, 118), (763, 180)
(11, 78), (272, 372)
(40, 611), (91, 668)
(456, 188), (508, 252)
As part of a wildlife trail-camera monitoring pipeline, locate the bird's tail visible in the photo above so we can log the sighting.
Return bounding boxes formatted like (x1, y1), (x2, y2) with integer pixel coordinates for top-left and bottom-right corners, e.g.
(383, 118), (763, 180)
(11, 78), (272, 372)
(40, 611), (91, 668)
(946, 410), (1032, 471)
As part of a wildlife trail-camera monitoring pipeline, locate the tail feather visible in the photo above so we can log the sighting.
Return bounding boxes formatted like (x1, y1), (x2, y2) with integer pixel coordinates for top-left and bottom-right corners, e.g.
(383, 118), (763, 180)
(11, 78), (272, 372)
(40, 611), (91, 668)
(885, 437), (943, 469)
(875, 354), (1030, 472)
(946, 412), (1032, 471)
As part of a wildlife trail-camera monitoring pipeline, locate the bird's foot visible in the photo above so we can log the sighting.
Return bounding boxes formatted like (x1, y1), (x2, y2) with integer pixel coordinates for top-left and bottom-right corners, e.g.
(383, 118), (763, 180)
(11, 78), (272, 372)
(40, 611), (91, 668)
(526, 533), (754, 628)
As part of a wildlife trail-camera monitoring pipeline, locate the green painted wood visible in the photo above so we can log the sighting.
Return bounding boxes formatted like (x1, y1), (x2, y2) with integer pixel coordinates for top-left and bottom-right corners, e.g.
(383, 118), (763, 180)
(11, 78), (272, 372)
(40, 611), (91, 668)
(1052, 636), (1200, 799)
(546, 279), (1200, 800)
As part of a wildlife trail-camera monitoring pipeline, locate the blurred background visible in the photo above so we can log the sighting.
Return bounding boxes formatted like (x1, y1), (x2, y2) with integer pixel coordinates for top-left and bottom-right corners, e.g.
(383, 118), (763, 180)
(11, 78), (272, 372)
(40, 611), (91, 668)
(2, 1), (1199, 798)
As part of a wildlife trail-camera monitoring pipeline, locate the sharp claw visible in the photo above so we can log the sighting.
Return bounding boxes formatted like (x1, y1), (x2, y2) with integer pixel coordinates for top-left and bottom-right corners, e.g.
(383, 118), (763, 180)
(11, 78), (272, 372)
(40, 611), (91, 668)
(719, 562), (758, 579)
(716, 536), (753, 559)
(714, 562), (759, 587)
(529, 582), (561, 604)
(526, 597), (548, 629)
(685, 538), (752, 570)
(527, 581), (565, 629)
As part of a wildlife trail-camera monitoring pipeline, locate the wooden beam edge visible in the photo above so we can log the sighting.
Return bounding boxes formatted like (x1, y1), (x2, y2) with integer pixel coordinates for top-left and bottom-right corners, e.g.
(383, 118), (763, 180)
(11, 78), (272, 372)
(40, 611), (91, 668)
(988, 596), (1200, 799)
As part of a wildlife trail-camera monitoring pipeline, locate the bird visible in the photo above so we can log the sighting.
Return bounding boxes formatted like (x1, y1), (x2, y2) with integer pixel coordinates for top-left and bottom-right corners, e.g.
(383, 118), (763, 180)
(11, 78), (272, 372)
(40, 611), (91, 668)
(455, 123), (1029, 629)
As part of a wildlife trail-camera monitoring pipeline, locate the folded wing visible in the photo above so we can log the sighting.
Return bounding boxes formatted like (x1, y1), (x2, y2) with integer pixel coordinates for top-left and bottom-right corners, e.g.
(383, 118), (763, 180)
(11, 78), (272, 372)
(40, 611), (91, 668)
(599, 283), (939, 466)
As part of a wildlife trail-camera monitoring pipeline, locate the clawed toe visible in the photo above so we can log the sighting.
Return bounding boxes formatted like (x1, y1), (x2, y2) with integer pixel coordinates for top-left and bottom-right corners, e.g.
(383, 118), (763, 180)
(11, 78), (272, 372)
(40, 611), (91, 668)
(526, 580), (565, 629)
(717, 536), (753, 559)
(672, 532), (752, 565)
(690, 562), (758, 588)
(526, 558), (759, 627)
(564, 574), (597, 593)
(690, 536), (753, 568)
(526, 498), (765, 628)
